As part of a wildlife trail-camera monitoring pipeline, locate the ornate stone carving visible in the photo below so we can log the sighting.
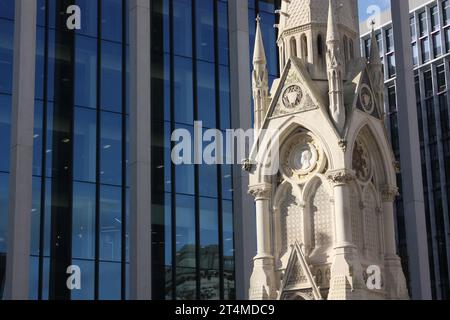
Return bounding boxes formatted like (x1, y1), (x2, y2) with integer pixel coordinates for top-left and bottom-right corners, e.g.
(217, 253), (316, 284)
(352, 140), (372, 183)
(249, 183), (272, 200)
(280, 132), (327, 184)
(338, 139), (347, 152)
(326, 169), (356, 186)
(282, 85), (303, 109)
(359, 84), (375, 114)
(242, 158), (256, 172)
(381, 185), (400, 202)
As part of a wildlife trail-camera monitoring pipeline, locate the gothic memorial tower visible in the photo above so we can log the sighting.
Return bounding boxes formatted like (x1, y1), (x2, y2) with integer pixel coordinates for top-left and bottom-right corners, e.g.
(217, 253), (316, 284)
(247, 0), (409, 300)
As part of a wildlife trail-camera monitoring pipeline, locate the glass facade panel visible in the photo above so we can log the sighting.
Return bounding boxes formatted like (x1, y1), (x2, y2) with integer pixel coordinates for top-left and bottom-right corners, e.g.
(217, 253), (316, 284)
(99, 261), (121, 300)
(100, 111), (123, 186)
(74, 36), (97, 109)
(3, 0), (235, 301)
(72, 182), (96, 260)
(101, 41), (123, 113)
(0, 20), (13, 94)
(73, 107), (97, 182)
(100, 185), (122, 262)
(0, 94), (11, 172)
(0, 0), (14, 20)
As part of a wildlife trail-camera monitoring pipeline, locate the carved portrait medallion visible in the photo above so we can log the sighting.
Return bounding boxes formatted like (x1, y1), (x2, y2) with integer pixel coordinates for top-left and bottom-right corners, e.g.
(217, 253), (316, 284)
(282, 85), (303, 109)
(280, 132), (326, 184)
(360, 84), (375, 114)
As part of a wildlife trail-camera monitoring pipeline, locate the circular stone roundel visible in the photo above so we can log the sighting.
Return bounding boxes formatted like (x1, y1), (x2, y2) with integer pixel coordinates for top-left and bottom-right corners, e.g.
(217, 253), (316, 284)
(280, 132), (326, 183)
(360, 84), (375, 114)
(282, 85), (303, 109)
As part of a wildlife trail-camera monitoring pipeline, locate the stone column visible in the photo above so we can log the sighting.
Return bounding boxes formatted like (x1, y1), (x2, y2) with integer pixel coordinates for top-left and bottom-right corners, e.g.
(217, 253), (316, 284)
(382, 185), (410, 300)
(129, 0), (152, 300)
(4, 0), (37, 300)
(249, 183), (276, 300)
(328, 169), (354, 247)
(382, 186), (399, 258)
(252, 184), (272, 258)
(327, 169), (365, 300)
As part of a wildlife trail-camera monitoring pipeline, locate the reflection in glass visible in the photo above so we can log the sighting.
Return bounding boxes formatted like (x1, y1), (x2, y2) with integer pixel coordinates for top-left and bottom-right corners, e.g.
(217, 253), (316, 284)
(0, 94), (11, 172)
(74, 35), (97, 109)
(200, 198), (219, 270)
(35, 27), (45, 100)
(200, 269), (220, 300)
(100, 185), (122, 262)
(223, 200), (235, 271)
(30, 178), (41, 256)
(218, 1), (229, 66)
(219, 66), (231, 130)
(196, 0), (215, 62)
(152, 193), (172, 267)
(73, 107), (97, 182)
(174, 125), (195, 195)
(72, 182), (96, 259)
(176, 195), (196, 268)
(101, 0), (122, 42)
(29, 256), (39, 300)
(101, 111), (123, 185)
(174, 57), (194, 125)
(33, 101), (43, 176)
(0, 0), (14, 20)
(197, 61), (216, 129)
(173, 0), (193, 58)
(99, 261), (121, 300)
(176, 267), (196, 300)
(0, 20), (13, 94)
(101, 41), (122, 112)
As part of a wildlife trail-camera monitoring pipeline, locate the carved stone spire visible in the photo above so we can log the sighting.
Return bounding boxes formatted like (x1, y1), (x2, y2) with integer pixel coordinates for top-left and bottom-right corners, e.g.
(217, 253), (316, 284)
(326, 0), (346, 133)
(253, 15), (267, 66)
(252, 15), (269, 134)
(326, 0), (339, 43)
(368, 24), (384, 117)
(369, 24), (382, 66)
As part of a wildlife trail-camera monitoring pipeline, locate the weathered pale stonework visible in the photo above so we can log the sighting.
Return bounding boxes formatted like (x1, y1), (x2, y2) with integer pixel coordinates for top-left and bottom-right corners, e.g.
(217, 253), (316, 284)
(247, 0), (409, 300)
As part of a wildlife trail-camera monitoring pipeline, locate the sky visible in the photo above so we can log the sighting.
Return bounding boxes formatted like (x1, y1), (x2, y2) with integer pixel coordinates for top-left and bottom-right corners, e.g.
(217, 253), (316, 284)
(358, 0), (391, 21)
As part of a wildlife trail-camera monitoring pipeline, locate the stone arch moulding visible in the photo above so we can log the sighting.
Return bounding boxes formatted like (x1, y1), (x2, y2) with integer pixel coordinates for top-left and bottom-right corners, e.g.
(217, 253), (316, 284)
(347, 122), (396, 187)
(300, 174), (334, 259)
(254, 118), (336, 180)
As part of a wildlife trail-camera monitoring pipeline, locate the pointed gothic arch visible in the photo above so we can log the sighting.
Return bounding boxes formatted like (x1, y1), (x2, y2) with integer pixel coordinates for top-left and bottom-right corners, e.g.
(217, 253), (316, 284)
(290, 37), (297, 58)
(350, 181), (364, 254)
(343, 35), (349, 61)
(252, 118), (336, 181)
(301, 34), (308, 60)
(362, 183), (383, 261)
(349, 123), (395, 188)
(301, 175), (334, 258)
(349, 39), (355, 60)
(317, 34), (324, 57)
(273, 181), (304, 265)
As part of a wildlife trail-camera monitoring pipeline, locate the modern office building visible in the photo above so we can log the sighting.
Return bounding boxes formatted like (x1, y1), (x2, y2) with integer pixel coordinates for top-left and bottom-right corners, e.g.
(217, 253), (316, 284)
(0, 0), (287, 300)
(1, 0), (441, 301)
(360, 0), (450, 300)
